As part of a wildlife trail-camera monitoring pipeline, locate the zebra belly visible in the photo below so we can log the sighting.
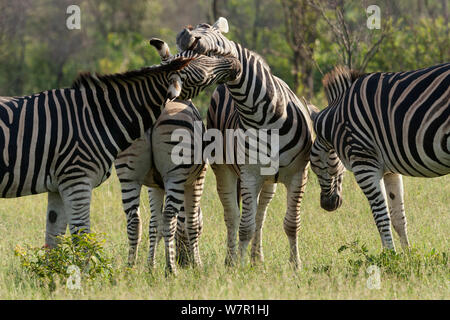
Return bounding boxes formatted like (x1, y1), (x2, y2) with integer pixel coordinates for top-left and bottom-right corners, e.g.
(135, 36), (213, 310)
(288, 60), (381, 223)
(379, 124), (450, 178)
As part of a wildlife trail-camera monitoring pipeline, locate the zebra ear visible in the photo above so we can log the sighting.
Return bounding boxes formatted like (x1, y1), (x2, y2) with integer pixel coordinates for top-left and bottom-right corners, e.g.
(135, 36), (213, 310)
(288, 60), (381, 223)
(149, 38), (172, 61)
(166, 74), (182, 102)
(213, 17), (229, 33)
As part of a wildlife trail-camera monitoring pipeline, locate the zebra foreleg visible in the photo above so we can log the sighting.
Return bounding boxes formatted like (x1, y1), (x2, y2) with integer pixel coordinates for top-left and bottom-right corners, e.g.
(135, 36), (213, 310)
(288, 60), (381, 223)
(384, 173), (410, 249)
(251, 182), (277, 264)
(120, 181), (143, 267)
(60, 185), (92, 237)
(282, 166), (308, 269)
(239, 168), (264, 266)
(213, 165), (241, 266)
(45, 192), (68, 248)
(353, 168), (396, 251)
(148, 187), (165, 269)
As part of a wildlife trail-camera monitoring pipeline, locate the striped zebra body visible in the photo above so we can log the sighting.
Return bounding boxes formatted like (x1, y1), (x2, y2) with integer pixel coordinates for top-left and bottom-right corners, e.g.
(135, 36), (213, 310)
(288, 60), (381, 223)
(0, 40), (240, 250)
(115, 100), (206, 273)
(310, 63), (450, 250)
(177, 18), (316, 267)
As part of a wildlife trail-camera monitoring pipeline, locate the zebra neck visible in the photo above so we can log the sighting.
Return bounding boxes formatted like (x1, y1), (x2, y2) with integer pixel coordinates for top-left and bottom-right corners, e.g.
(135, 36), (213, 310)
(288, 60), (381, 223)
(316, 105), (339, 147)
(79, 75), (166, 157)
(225, 43), (286, 129)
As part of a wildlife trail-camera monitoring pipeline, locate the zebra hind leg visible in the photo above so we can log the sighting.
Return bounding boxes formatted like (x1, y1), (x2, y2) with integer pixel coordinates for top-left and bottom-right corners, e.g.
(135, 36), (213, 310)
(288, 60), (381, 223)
(45, 192), (68, 248)
(175, 205), (190, 268)
(384, 173), (410, 249)
(120, 181), (143, 267)
(162, 181), (185, 275)
(148, 187), (165, 269)
(251, 182), (277, 264)
(182, 167), (207, 268)
(282, 166), (308, 269)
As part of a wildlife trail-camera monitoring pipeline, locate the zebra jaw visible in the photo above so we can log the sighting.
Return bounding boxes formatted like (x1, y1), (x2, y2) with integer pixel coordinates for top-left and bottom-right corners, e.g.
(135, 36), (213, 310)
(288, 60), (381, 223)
(166, 74), (182, 102)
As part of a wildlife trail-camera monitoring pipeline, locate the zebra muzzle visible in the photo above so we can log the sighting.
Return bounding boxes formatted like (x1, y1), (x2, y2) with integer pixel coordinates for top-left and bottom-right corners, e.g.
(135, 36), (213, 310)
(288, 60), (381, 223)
(320, 193), (342, 212)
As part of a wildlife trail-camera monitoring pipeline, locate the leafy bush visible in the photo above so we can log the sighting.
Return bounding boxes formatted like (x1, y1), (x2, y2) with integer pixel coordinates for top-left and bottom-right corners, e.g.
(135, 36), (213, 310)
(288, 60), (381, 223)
(337, 240), (449, 280)
(14, 232), (114, 291)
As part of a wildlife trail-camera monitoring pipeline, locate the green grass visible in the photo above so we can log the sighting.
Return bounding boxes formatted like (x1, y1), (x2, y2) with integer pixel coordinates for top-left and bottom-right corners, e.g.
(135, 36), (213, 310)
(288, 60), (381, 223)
(0, 169), (448, 299)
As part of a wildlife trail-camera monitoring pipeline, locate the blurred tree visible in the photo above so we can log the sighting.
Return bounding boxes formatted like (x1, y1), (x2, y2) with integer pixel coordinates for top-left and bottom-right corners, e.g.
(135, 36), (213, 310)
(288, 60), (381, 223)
(281, 0), (320, 98)
(0, 0), (448, 110)
(307, 0), (392, 72)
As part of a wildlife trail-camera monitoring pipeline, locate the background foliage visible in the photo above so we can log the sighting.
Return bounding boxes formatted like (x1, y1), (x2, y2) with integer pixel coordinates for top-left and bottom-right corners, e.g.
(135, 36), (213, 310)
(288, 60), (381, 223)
(0, 0), (448, 114)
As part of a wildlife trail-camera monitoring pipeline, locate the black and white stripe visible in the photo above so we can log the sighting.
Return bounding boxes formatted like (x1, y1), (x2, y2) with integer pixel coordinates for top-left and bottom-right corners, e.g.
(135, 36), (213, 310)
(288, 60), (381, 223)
(114, 100), (206, 274)
(177, 18), (316, 268)
(0, 39), (239, 249)
(310, 63), (450, 250)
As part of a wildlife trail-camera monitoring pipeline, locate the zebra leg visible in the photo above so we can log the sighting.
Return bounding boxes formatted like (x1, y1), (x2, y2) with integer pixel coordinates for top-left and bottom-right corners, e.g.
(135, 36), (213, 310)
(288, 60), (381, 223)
(353, 169), (395, 251)
(384, 173), (410, 249)
(175, 205), (190, 268)
(213, 165), (240, 266)
(283, 166), (308, 269)
(175, 206), (203, 267)
(120, 181), (142, 267)
(182, 167), (207, 268)
(148, 187), (165, 269)
(45, 192), (68, 248)
(251, 182), (277, 264)
(162, 181), (185, 275)
(60, 185), (92, 236)
(239, 169), (264, 266)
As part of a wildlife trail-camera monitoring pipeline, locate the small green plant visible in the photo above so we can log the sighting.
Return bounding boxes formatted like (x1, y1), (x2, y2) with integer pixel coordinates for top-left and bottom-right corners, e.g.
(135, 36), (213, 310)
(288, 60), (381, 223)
(338, 240), (449, 280)
(15, 232), (114, 291)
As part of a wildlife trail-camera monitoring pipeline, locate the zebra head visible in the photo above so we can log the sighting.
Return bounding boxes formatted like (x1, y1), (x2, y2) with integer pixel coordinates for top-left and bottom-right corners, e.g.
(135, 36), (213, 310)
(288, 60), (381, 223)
(310, 136), (345, 212)
(176, 17), (238, 58)
(149, 38), (241, 101)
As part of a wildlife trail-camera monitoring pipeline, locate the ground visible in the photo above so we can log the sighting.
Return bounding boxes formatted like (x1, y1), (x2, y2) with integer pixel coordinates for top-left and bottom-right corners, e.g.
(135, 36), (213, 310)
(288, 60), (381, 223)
(0, 168), (448, 299)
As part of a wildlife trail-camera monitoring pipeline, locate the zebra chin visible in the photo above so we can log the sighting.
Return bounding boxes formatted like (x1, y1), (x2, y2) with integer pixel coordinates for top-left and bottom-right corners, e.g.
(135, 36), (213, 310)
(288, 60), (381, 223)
(320, 193), (343, 212)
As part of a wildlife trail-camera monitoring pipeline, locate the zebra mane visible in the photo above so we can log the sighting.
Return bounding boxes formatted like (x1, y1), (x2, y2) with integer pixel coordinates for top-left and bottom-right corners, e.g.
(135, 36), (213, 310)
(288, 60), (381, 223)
(322, 65), (364, 104)
(71, 57), (194, 89)
(248, 47), (271, 71)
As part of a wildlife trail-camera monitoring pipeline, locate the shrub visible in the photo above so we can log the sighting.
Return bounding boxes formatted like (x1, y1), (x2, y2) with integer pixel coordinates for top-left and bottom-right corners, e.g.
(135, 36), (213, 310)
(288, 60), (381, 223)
(14, 232), (114, 291)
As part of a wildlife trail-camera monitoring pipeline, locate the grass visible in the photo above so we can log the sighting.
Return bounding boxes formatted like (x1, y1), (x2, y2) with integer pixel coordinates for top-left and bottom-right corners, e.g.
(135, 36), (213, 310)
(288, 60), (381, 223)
(0, 168), (448, 299)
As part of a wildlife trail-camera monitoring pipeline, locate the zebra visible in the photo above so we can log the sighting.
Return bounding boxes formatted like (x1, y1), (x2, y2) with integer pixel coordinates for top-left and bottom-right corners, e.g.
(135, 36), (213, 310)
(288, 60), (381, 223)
(310, 63), (450, 251)
(177, 18), (316, 268)
(0, 38), (240, 251)
(114, 99), (206, 274)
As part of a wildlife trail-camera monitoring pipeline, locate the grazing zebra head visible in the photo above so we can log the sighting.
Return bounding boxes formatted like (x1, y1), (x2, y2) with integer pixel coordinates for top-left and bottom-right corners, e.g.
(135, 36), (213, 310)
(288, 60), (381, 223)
(176, 17), (238, 58)
(310, 137), (345, 211)
(149, 38), (241, 101)
(309, 66), (361, 211)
